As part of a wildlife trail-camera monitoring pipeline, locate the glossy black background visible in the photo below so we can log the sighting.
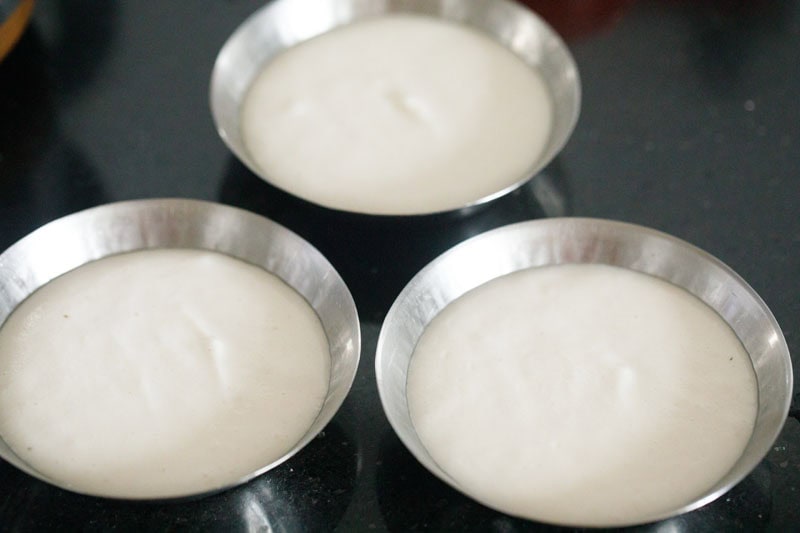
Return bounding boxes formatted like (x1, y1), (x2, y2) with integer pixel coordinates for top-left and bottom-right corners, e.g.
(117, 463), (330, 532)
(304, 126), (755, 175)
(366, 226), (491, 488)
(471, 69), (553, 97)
(0, 1), (798, 531)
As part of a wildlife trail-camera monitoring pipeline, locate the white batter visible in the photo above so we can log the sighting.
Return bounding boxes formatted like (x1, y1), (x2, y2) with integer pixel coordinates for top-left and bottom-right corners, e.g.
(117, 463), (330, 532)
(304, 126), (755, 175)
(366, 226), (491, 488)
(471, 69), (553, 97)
(0, 249), (330, 498)
(241, 15), (553, 215)
(408, 264), (757, 526)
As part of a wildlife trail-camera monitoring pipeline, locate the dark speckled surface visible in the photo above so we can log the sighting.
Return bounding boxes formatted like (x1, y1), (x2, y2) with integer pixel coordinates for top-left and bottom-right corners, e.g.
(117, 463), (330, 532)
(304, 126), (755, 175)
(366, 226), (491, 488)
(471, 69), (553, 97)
(0, 1), (798, 531)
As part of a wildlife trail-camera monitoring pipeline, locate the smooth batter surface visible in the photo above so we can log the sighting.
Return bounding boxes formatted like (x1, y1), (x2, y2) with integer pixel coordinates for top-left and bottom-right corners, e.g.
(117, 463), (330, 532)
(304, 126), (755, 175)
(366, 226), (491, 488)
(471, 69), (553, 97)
(0, 249), (330, 498)
(408, 264), (757, 526)
(241, 15), (553, 215)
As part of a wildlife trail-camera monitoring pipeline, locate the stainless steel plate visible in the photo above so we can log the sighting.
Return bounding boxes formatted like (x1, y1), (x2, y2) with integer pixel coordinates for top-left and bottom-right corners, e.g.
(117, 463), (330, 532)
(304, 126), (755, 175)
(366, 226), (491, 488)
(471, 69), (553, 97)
(376, 217), (792, 527)
(209, 0), (581, 215)
(0, 198), (361, 500)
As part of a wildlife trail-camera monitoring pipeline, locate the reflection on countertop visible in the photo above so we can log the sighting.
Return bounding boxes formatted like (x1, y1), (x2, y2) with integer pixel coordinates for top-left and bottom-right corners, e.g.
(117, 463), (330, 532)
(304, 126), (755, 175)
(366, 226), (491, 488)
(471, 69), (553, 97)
(218, 156), (570, 323)
(0, 418), (360, 532)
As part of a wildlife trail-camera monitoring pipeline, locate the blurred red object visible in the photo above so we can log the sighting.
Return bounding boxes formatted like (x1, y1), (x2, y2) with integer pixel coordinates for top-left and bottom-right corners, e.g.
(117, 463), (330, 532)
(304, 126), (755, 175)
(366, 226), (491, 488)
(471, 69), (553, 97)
(521, 0), (635, 41)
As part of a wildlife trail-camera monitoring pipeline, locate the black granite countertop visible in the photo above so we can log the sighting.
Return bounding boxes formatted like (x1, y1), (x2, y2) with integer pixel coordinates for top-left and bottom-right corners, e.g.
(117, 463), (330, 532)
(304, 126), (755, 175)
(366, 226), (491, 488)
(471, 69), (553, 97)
(0, 1), (798, 531)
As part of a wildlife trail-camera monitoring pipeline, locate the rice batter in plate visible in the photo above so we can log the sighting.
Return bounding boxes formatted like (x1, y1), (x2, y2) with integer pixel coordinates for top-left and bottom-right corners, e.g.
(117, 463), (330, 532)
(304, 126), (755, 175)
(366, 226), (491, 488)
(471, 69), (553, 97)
(241, 14), (553, 214)
(0, 248), (330, 498)
(407, 263), (757, 526)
